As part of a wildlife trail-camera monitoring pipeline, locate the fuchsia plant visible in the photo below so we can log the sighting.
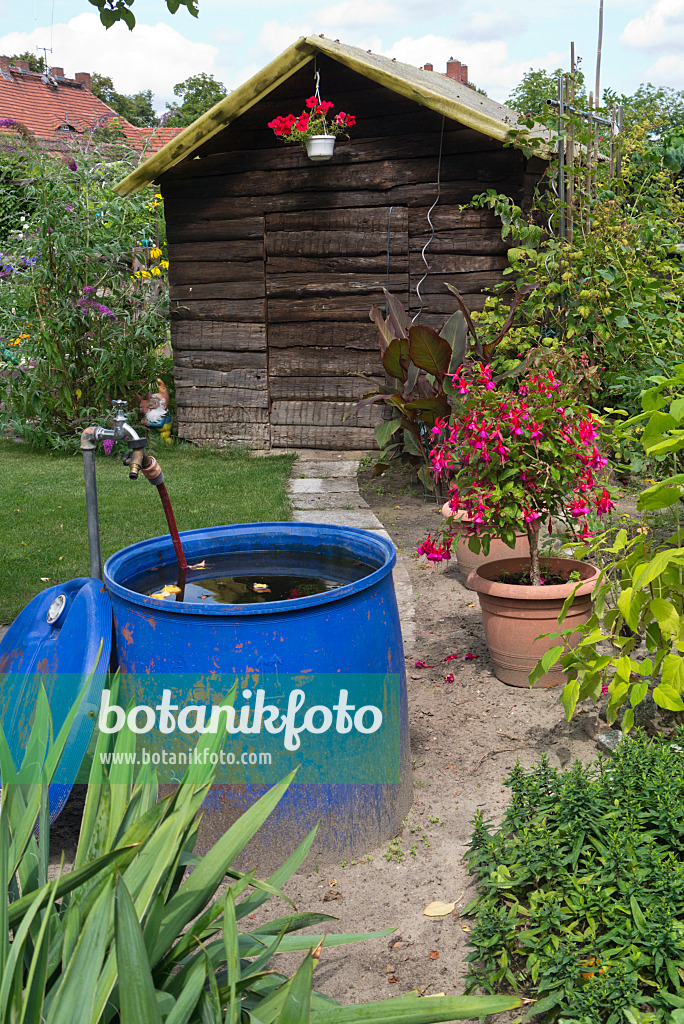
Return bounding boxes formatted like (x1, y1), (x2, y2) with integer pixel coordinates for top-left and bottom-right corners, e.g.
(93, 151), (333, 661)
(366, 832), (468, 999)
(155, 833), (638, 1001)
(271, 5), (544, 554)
(418, 363), (614, 585)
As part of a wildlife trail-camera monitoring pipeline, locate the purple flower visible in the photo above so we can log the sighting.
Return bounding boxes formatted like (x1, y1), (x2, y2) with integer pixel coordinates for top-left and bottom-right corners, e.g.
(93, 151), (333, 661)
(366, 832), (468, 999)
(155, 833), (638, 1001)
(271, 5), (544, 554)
(0, 118), (18, 129)
(77, 286), (117, 321)
(66, 158), (77, 172)
(102, 439), (114, 454)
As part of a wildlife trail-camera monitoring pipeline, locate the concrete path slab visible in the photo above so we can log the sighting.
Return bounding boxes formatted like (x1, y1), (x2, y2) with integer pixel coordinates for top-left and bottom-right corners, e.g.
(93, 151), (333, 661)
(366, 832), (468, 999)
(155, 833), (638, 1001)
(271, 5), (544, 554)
(294, 462), (359, 479)
(289, 478), (360, 494)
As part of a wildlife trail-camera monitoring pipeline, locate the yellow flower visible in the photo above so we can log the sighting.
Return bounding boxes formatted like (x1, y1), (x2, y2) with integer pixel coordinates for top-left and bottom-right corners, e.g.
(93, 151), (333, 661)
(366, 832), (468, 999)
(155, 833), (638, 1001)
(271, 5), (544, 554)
(160, 260), (169, 270)
(151, 266), (161, 276)
(140, 270), (151, 279)
(150, 247), (163, 259)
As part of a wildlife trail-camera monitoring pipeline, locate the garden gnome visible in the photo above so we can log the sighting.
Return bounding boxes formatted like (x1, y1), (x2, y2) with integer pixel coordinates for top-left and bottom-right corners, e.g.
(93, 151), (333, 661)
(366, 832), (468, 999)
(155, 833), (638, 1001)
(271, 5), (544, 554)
(139, 379), (173, 444)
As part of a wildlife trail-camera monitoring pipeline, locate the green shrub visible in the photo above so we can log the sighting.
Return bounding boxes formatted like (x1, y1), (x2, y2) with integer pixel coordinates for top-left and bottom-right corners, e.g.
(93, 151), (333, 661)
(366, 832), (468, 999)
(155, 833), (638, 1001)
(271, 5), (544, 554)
(0, 677), (521, 1022)
(464, 734), (684, 1022)
(0, 125), (170, 449)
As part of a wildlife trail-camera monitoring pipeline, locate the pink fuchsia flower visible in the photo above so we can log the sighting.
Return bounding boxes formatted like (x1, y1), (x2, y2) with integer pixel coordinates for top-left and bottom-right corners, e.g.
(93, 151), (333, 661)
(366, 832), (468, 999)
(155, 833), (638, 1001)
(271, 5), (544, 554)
(431, 416), (448, 437)
(570, 497), (591, 517)
(444, 674), (455, 684)
(523, 509), (542, 523)
(444, 654), (458, 662)
(415, 660), (433, 668)
(601, 684), (610, 694)
(464, 653), (478, 661)
(578, 522), (594, 540)
(594, 488), (614, 516)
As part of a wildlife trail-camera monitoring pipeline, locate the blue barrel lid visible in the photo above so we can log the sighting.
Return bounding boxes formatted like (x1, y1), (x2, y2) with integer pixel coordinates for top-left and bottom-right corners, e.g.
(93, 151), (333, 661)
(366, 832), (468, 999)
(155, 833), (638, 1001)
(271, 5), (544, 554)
(0, 577), (112, 821)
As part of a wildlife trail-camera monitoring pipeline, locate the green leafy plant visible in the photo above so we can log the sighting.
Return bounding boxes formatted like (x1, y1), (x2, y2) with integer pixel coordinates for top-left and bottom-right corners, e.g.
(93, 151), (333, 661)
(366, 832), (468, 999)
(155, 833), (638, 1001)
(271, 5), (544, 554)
(464, 735), (684, 1022)
(541, 365), (684, 724)
(0, 125), (170, 449)
(0, 678), (521, 1022)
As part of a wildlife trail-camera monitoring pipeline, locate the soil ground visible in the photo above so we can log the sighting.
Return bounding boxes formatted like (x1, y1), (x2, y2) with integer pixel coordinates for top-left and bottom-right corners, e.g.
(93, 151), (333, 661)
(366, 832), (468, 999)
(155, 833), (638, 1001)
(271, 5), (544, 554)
(240, 461), (606, 1007)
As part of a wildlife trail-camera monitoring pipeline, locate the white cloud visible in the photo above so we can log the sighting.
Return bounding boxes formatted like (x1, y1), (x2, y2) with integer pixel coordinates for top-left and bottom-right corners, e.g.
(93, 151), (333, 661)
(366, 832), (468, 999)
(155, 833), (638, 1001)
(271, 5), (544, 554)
(0, 12), (219, 109)
(315, 0), (395, 28)
(641, 52), (684, 84)
(622, 0), (684, 50)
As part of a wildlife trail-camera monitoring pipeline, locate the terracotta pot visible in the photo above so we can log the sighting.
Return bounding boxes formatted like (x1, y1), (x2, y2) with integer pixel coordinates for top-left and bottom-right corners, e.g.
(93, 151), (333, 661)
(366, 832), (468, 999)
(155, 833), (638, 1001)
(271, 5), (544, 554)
(466, 556), (600, 688)
(441, 502), (529, 586)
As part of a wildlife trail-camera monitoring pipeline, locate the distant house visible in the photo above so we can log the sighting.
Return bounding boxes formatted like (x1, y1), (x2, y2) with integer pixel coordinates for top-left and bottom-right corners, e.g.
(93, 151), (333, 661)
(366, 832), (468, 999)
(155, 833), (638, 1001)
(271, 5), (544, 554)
(0, 55), (180, 154)
(114, 36), (548, 451)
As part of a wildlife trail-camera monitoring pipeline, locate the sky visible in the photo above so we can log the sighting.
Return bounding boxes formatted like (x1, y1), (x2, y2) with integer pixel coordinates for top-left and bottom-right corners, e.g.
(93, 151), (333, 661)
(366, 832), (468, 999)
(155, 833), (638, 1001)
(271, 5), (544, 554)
(0, 0), (683, 113)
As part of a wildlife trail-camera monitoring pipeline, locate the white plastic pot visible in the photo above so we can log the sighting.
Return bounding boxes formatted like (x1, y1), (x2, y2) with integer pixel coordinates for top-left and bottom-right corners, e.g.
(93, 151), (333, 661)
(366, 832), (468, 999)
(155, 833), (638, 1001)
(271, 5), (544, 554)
(305, 135), (336, 161)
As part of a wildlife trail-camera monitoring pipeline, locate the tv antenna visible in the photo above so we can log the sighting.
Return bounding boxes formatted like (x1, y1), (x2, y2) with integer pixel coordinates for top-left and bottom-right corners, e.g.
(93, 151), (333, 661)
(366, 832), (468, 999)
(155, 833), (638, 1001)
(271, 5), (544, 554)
(36, 45), (52, 71)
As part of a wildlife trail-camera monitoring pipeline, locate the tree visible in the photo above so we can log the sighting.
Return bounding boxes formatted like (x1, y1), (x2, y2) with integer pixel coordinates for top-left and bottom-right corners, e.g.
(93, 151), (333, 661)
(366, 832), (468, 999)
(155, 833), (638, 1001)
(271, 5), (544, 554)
(506, 67), (586, 116)
(91, 72), (158, 126)
(9, 52), (47, 73)
(165, 72), (226, 127)
(603, 82), (684, 138)
(88, 0), (198, 30)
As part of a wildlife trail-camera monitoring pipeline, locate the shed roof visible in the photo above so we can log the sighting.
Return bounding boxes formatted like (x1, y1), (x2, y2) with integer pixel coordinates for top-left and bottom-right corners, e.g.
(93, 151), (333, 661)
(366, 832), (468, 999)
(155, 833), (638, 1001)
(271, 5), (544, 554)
(114, 35), (541, 196)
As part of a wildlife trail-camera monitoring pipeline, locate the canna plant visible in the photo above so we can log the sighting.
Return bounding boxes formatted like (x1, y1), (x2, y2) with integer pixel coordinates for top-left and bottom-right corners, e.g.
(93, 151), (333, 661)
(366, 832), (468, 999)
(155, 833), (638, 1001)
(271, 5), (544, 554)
(0, 675), (521, 1023)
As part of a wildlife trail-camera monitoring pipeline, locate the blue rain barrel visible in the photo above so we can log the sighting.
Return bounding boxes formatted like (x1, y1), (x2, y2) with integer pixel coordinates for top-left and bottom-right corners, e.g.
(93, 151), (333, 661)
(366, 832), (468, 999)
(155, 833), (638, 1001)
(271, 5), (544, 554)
(104, 522), (412, 867)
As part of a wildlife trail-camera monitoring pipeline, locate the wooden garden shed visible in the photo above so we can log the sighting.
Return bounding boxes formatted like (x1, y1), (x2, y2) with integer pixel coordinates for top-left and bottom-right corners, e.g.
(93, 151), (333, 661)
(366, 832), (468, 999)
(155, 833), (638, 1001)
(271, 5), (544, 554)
(115, 36), (547, 450)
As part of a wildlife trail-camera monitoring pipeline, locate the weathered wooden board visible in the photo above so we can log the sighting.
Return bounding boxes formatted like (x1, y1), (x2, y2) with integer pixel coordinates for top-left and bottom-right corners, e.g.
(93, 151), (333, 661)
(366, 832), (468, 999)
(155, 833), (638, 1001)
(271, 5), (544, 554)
(266, 207), (409, 233)
(409, 253), (509, 274)
(167, 239), (263, 262)
(175, 386), (269, 408)
(265, 273), (407, 298)
(271, 424), (378, 449)
(174, 367), (267, 389)
(410, 271), (505, 295)
(267, 323), (379, 350)
(170, 299), (265, 322)
(170, 262), (264, 285)
(266, 230), (408, 258)
(410, 295), (489, 321)
(170, 280), (265, 301)
(180, 421), (270, 443)
(270, 401), (381, 428)
(166, 213), (262, 243)
(268, 376), (383, 400)
(267, 254), (409, 275)
(408, 207), (502, 233)
(172, 321), (266, 352)
(266, 296), (406, 322)
(409, 232), (510, 256)
(269, 348), (383, 376)
(174, 350), (267, 371)
(176, 405), (270, 424)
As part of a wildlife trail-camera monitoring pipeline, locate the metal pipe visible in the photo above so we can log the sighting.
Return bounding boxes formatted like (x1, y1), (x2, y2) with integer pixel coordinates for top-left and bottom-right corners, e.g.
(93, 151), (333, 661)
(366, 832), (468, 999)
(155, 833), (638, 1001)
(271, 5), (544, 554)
(82, 446), (103, 580)
(558, 76), (566, 241)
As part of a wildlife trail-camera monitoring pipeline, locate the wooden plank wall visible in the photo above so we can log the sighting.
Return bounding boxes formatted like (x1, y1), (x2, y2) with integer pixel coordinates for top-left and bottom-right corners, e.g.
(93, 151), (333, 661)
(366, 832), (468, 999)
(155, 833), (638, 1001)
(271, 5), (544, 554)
(161, 56), (544, 448)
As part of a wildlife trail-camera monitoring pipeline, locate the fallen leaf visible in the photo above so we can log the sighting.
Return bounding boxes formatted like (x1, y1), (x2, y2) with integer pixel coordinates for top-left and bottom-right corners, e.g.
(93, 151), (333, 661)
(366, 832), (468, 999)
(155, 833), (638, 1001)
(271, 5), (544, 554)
(387, 977), (398, 984)
(423, 901), (455, 918)
(150, 584), (182, 599)
(391, 941), (406, 949)
(428, 992), (446, 998)
(461, 924), (471, 932)
(189, 560), (206, 570)
(253, 583), (271, 593)
(40, 577), (50, 582)
(430, 950), (440, 960)
(443, 764), (455, 770)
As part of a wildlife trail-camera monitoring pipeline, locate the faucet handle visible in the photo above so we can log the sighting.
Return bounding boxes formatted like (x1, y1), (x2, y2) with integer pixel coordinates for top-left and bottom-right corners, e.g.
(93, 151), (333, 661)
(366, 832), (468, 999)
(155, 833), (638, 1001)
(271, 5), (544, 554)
(112, 399), (127, 410)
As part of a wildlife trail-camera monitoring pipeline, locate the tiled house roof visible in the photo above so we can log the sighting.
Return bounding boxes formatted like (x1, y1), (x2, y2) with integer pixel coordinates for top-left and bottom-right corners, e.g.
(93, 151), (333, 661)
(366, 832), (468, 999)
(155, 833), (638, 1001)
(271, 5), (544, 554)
(0, 56), (180, 154)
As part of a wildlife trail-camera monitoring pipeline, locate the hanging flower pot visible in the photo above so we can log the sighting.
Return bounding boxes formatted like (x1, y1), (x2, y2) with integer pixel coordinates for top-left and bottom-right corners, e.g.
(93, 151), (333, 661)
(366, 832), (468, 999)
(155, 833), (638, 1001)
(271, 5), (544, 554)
(267, 95), (355, 162)
(305, 134), (336, 162)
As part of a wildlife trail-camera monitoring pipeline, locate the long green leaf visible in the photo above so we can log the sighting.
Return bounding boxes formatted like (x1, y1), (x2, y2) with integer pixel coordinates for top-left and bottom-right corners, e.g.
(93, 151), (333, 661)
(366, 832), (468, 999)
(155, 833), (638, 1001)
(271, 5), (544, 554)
(223, 889), (239, 1024)
(164, 957), (207, 1024)
(276, 952), (313, 1024)
(115, 874), (163, 1024)
(236, 825), (319, 920)
(44, 882), (112, 1024)
(309, 994), (522, 1022)
(19, 879), (59, 1024)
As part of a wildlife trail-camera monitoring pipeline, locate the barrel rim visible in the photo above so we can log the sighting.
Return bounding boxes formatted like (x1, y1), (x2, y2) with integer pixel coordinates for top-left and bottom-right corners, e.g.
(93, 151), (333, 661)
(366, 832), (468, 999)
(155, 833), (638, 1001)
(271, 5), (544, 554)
(104, 521), (397, 617)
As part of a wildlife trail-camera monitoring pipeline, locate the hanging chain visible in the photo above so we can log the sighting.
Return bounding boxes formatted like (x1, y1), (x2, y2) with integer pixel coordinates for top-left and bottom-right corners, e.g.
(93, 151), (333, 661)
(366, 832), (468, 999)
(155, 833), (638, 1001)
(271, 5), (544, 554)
(313, 65), (328, 136)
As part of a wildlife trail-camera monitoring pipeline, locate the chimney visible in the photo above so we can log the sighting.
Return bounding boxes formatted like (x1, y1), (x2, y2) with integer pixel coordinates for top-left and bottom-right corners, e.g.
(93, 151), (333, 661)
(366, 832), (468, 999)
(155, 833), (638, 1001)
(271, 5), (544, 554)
(0, 55), (10, 76)
(423, 62), (433, 71)
(445, 58), (468, 84)
(50, 66), (65, 78)
(75, 71), (91, 90)
(15, 59), (30, 72)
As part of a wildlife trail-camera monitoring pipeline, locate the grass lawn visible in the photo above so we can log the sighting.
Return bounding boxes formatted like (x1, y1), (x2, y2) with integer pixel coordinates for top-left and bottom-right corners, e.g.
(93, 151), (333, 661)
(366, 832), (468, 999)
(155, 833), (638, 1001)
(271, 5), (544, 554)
(0, 441), (295, 624)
